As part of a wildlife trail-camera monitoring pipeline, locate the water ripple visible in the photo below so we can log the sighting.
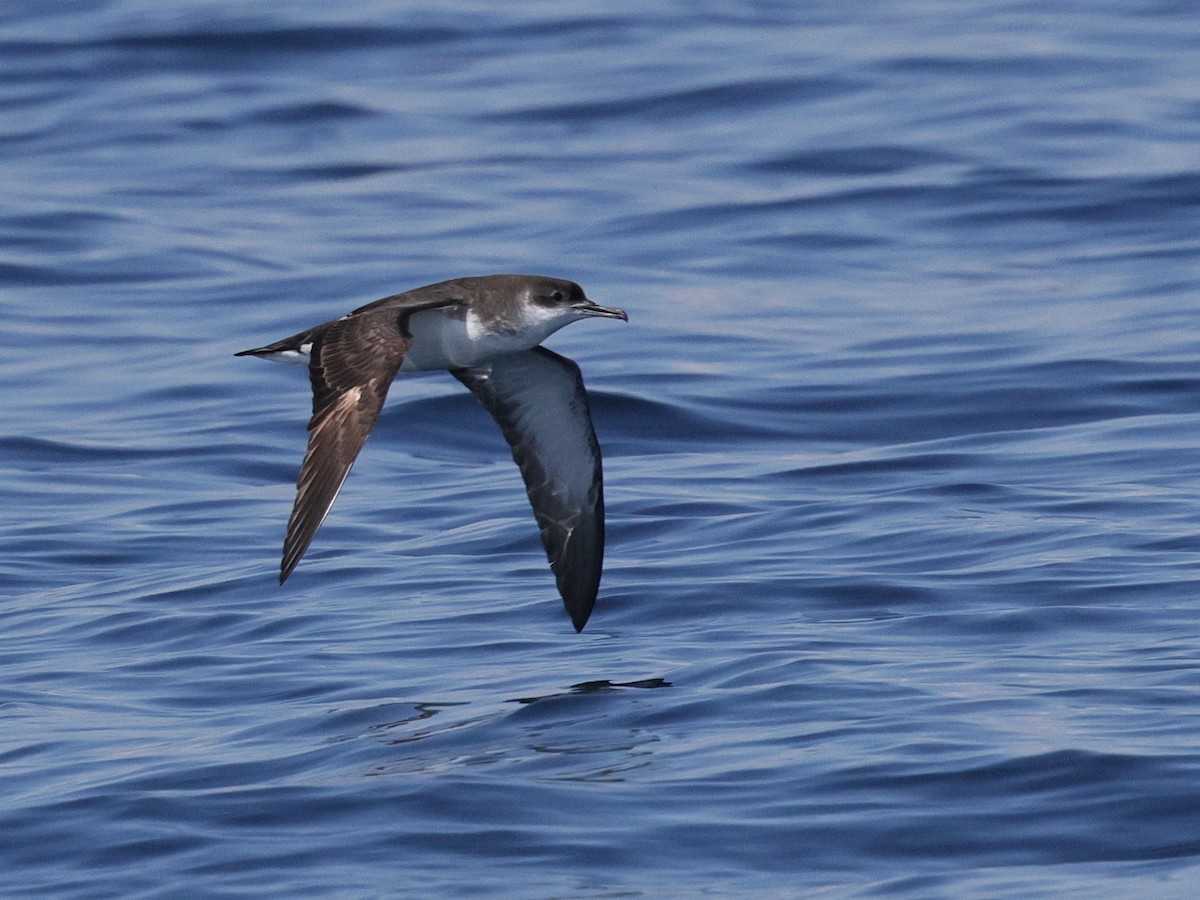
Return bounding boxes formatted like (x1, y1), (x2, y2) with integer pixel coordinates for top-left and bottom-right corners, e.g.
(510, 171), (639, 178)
(3, 1), (1200, 896)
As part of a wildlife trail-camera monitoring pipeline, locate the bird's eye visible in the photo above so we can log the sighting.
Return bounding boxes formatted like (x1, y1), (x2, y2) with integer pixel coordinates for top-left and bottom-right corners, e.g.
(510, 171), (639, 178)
(550, 290), (564, 302)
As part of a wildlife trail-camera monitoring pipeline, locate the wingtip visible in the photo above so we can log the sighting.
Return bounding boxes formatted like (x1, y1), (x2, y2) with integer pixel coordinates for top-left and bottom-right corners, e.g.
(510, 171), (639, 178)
(554, 538), (600, 632)
(564, 591), (596, 633)
(280, 549), (302, 584)
(279, 555), (298, 585)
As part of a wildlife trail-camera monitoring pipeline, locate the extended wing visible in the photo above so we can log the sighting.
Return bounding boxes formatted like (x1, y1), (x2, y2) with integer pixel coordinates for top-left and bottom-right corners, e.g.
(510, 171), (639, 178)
(238, 296), (461, 581)
(453, 347), (605, 631)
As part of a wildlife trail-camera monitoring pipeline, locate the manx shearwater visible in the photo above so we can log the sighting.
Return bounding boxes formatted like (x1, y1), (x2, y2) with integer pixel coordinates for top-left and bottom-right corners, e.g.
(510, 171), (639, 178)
(236, 274), (627, 632)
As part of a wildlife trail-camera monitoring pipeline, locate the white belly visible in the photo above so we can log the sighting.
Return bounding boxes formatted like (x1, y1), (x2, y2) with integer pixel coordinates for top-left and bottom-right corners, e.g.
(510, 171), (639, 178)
(399, 308), (547, 372)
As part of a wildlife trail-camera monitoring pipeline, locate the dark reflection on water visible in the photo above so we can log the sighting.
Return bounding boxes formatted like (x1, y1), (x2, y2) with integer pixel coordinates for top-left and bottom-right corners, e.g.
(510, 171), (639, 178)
(514, 677), (674, 705)
(3, 0), (1200, 897)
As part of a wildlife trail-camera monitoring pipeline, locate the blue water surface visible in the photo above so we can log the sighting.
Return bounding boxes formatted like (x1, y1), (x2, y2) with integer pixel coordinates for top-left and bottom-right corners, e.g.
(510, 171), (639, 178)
(4, 1), (1200, 896)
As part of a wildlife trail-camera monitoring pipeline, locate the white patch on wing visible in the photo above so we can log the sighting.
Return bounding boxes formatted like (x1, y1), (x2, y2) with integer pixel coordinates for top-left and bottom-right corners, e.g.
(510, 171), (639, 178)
(261, 342), (313, 364)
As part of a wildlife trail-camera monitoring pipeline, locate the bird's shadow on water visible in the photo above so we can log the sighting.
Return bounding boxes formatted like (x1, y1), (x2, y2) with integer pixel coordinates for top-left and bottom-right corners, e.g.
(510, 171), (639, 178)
(511, 677), (672, 705)
(357, 678), (673, 781)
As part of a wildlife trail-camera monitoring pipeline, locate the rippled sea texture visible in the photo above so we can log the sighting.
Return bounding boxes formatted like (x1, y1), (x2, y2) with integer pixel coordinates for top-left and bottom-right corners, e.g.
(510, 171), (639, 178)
(4, 1), (1200, 896)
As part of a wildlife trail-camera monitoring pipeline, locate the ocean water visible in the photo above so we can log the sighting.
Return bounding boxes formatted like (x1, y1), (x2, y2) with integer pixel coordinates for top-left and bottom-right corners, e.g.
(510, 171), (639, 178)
(4, 1), (1200, 896)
